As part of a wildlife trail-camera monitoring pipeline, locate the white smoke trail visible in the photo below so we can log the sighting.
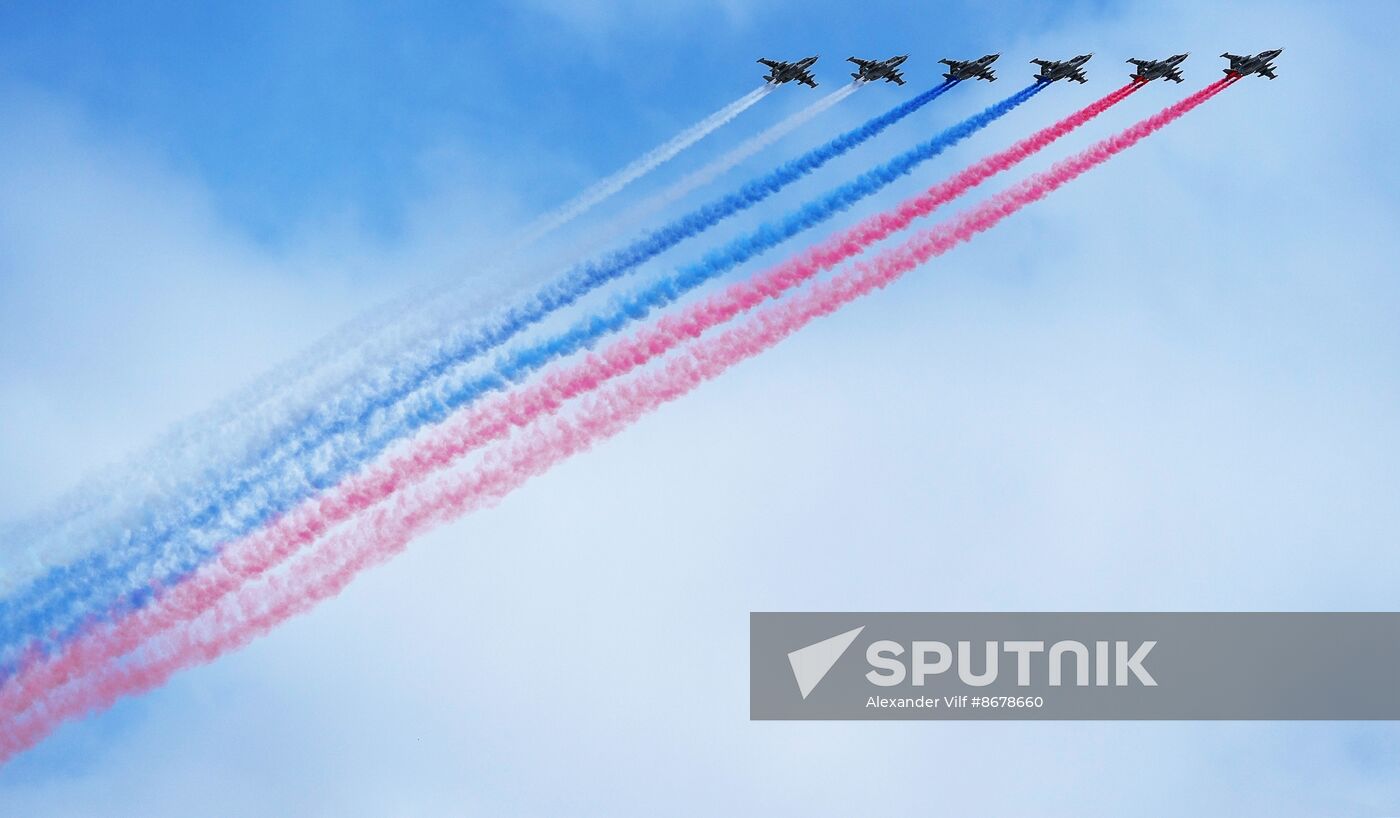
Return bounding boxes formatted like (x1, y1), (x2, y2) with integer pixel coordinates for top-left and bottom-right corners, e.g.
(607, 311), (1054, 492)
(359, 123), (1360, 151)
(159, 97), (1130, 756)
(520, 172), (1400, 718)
(578, 82), (861, 257)
(496, 84), (774, 256)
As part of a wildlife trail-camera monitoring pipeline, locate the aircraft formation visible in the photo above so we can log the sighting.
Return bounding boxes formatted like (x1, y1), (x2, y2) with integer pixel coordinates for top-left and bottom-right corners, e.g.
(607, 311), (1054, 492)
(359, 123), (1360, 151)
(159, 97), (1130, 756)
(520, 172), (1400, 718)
(758, 50), (1284, 88)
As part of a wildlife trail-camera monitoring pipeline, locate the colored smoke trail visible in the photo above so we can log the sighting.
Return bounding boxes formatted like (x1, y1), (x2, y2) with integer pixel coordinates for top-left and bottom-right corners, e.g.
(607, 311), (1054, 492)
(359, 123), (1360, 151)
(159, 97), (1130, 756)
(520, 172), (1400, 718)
(499, 85), (774, 255)
(0, 80), (967, 668)
(0, 82), (1131, 725)
(0, 79), (1232, 761)
(0, 89), (779, 598)
(490, 84), (1042, 382)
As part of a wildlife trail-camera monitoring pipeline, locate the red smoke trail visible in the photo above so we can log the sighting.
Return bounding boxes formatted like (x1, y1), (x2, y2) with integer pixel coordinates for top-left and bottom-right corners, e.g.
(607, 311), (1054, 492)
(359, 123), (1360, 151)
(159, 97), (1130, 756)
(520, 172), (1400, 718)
(0, 83), (1143, 727)
(0, 78), (1231, 763)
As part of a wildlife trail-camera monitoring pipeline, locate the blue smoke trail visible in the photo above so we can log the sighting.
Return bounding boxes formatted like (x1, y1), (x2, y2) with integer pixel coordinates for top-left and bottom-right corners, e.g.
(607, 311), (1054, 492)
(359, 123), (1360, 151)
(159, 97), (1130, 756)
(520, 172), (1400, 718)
(0, 80), (973, 671)
(10, 85), (1055, 671)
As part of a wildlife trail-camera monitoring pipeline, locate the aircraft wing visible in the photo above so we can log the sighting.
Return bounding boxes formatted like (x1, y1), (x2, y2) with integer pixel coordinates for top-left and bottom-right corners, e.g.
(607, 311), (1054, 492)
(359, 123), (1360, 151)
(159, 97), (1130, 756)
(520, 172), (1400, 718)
(1071, 68), (1088, 83)
(847, 57), (874, 68)
(891, 74), (906, 85)
(800, 73), (818, 87)
(758, 58), (782, 69)
(1259, 66), (1276, 79)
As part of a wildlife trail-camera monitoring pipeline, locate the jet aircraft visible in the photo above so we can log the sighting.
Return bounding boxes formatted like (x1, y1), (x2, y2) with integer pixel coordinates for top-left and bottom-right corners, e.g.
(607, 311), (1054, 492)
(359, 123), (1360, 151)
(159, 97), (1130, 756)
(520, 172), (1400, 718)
(1128, 53), (1188, 83)
(1221, 49), (1283, 79)
(939, 54), (999, 82)
(1031, 54), (1092, 84)
(847, 55), (909, 85)
(759, 56), (819, 87)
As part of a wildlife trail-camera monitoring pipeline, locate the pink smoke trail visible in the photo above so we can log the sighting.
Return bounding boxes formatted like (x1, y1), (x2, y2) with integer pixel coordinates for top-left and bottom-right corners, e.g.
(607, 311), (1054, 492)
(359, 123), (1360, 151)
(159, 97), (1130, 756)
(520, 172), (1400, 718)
(0, 84), (1145, 725)
(0, 79), (1231, 763)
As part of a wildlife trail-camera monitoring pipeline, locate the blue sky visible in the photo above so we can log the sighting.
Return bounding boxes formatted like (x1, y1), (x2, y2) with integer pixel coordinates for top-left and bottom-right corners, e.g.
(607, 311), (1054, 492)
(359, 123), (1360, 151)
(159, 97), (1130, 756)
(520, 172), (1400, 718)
(2, 0), (1400, 814)
(0, 0), (1105, 244)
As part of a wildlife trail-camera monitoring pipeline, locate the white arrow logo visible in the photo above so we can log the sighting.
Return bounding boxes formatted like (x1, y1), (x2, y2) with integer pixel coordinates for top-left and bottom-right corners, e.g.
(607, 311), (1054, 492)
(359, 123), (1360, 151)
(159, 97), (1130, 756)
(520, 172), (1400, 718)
(787, 626), (865, 699)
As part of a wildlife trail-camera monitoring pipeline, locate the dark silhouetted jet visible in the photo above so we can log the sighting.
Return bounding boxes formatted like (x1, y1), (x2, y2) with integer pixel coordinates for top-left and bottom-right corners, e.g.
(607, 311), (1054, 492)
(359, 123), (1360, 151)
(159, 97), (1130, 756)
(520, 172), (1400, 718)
(848, 55), (908, 85)
(939, 54), (999, 82)
(1128, 53), (1188, 83)
(1032, 54), (1092, 84)
(759, 56), (819, 88)
(1221, 49), (1283, 79)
